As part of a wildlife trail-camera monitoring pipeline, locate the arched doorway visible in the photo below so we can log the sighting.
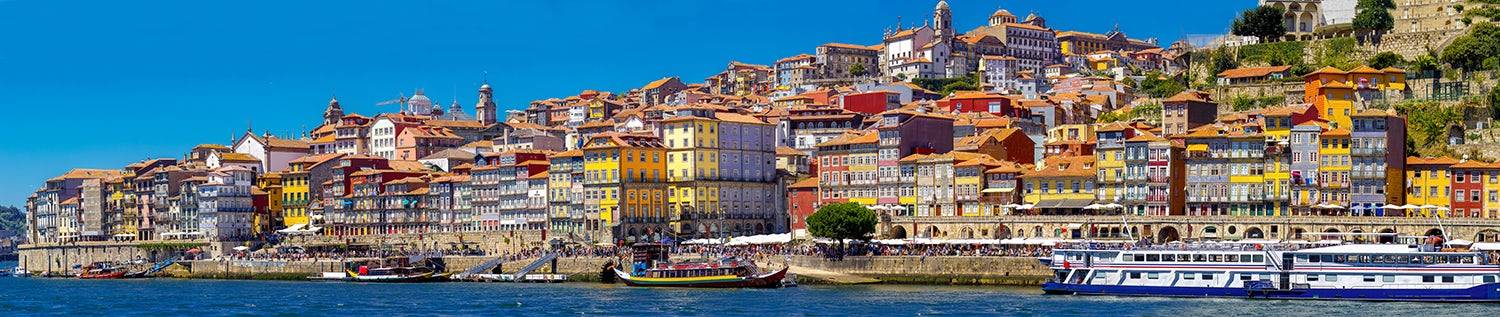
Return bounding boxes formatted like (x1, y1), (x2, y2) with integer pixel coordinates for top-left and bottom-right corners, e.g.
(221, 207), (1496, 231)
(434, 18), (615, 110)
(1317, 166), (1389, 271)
(1378, 229), (1396, 244)
(1425, 228), (1444, 237)
(995, 225), (1011, 239)
(1477, 229), (1500, 242)
(960, 227), (974, 239)
(1293, 228), (1307, 240)
(889, 225), (908, 239)
(1033, 226), (1043, 238)
(1157, 227), (1181, 243)
(926, 226), (941, 238)
(1246, 227), (1265, 239)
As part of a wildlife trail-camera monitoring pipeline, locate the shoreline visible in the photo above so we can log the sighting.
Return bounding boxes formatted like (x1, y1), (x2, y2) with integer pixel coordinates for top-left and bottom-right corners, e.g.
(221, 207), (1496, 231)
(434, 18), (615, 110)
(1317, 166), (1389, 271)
(9, 255), (1051, 286)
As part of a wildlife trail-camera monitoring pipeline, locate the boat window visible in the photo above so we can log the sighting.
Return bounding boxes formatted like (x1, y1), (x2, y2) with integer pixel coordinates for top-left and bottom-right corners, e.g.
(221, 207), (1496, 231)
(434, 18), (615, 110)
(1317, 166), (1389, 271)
(1333, 255), (1347, 263)
(1252, 255), (1265, 263)
(1147, 272), (1160, 279)
(1162, 254), (1174, 262)
(1357, 255), (1371, 263)
(1423, 275), (1436, 283)
(1224, 255), (1237, 263)
(1194, 254), (1207, 262)
(1146, 254), (1160, 262)
(1320, 254), (1333, 263)
(1200, 273), (1213, 280)
(1177, 254), (1190, 262)
(1443, 275), (1455, 283)
(1130, 272), (1142, 279)
(1383, 275), (1395, 283)
(1134, 254), (1146, 262)
(1437, 256), (1450, 264)
(1209, 254), (1223, 262)
(1409, 256), (1421, 264)
(1422, 255), (1435, 264)
(1459, 256), (1475, 264)
(1485, 275), (1497, 284)
(1307, 274), (1320, 282)
(1184, 273), (1195, 280)
(1295, 254), (1308, 262)
(1309, 255), (1321, 263)
(1325, 274), (1338, 282)
(1239, 254), (1252, 263)
(1363, 275), (1376, 282)
(1395, 255), (1411, 264)
(1238, 274), (1251, 281)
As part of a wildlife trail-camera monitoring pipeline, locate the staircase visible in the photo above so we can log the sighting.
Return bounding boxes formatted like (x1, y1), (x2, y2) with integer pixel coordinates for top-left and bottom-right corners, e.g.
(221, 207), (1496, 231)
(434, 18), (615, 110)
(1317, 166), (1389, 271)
(138, 255), (181, 277)
(453, 257), (507, 279)
(509, 252), (559, 279)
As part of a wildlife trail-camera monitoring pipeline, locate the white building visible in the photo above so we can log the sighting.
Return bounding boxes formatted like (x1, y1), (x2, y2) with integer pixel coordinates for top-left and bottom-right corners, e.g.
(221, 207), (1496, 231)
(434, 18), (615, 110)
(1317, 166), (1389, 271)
(198, 166), (254, 245)
(232, 131), (310, 173)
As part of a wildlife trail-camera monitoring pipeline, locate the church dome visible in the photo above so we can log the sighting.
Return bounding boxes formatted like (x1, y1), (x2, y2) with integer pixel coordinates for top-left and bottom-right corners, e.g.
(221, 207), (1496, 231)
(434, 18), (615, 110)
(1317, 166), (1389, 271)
(408, 91), (433, 114)
(992, 9), (1014, 18)
(935, 0), (948, 10)
(1025, 13), (1041, 22)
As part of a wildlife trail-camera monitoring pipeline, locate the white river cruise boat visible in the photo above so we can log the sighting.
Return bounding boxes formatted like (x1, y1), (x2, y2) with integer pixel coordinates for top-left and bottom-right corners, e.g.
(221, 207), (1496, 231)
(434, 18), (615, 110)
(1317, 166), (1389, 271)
(1042, 237), (1500, 302)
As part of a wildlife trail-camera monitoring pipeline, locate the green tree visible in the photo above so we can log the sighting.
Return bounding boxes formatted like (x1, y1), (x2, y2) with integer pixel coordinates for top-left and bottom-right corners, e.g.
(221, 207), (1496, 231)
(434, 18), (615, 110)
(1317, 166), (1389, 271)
(1138, 72), (1187, 98)
(805, 202), (877, 255)
(1395, 100), (1463, 156)
(1353, 0), (1396, 44)
(1366, 52), (1406, 69)
(1441, 22), (1500, 71)
(1232, 6), (1288, 43)
(0, 206), (24, 235)
(1490, 85), (1500, 120)
(849, 63), (868, 77)
(1210, 46), (1239, 76)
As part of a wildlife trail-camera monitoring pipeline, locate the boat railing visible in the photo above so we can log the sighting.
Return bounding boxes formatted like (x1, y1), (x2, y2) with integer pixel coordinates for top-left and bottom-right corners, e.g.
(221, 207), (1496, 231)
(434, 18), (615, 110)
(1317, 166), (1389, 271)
(1060, 243), (1309, 252)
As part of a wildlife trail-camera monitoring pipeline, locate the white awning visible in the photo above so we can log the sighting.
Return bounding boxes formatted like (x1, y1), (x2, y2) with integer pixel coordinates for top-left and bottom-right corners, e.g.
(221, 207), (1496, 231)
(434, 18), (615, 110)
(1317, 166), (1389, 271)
(981, 187), (1014, 193)
(1066, 223), (1083, 230)
(278, 224), (307, 233)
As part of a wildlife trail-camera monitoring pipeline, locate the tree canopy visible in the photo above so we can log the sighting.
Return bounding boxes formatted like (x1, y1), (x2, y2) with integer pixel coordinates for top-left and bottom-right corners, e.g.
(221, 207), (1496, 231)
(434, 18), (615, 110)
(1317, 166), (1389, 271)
(0, 206), (23, 236)
(805, 202), (877, 243)
(1366, 52), (1406, 69)
(1231, 6), (1288, 43)
(1137, 72), (1187, 98)
(1353, 0), (1396, 42)
(1441, 22), (1500, 71)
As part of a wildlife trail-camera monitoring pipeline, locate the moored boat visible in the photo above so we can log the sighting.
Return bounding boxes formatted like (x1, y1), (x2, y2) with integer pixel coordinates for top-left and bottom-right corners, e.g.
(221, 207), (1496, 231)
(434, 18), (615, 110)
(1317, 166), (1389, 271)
(343, 257), (450, 283)
(1041, 236), (1500, 302)
(77, 262), (128, 279)
(614, 243), (788, 288)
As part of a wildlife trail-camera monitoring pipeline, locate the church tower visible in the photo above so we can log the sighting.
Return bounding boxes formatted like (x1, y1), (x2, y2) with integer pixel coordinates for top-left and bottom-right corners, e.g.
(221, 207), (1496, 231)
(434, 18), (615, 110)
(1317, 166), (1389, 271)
(475, 83), (497, 125)
(933, 1), (953, 41)
(322, 97), (343, 125)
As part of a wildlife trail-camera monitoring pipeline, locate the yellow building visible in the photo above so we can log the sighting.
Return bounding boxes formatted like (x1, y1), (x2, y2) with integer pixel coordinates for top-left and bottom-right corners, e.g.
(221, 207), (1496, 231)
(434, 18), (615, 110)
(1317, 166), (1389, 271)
(1093, 122), (1133, 204)
(1318, 128), (1351, 211)
(255, 172), (283, 235)
(1304, 66), (1355, 129)
(281, 154), (338, 228)
(1020, 155), (1097, 217)
(661, 113), (719, 236)
(1405, 156), (1456, 217)
(583, 132), (666, 241)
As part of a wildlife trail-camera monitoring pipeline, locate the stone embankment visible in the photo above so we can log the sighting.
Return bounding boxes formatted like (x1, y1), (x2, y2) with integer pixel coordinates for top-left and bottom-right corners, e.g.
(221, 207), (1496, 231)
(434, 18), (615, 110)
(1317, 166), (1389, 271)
(18, 242), (1050, 286)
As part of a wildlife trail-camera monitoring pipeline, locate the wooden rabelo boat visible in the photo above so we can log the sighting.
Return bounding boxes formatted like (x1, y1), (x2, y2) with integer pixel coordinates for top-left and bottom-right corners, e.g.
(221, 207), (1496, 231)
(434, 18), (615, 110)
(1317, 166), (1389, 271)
(344, 257), (451, 283)
(77, 262), (128, 279)
(614, 243), (788, 288)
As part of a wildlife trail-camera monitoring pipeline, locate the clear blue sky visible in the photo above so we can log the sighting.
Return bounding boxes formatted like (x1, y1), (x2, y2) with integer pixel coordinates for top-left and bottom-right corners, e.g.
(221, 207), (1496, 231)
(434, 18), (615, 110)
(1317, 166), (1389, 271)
(0, 0), (1255, 207)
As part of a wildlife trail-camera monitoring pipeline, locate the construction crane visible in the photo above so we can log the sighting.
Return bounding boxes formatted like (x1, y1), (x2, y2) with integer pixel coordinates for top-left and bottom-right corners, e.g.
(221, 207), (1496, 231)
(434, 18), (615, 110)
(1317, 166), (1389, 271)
(375, 92), (408, 114)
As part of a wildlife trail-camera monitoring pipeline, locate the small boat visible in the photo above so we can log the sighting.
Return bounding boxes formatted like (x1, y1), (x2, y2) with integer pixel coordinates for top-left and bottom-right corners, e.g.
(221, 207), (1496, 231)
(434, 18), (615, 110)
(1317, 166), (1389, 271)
(614, 243), (788, 288)
(77, 262), (128, 279)
(343, 257), (451, 283)
(11, 267), (31, 277)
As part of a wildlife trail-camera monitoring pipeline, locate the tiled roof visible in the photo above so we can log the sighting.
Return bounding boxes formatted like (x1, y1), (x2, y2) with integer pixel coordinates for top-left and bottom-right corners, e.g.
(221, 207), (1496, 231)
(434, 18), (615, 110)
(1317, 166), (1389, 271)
(1216, 65), (1292, 79)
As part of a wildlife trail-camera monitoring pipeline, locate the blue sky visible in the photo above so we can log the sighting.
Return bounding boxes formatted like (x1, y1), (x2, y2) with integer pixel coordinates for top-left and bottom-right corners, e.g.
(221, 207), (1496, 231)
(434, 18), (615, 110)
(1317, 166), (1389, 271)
(0, 0), (1254, 206)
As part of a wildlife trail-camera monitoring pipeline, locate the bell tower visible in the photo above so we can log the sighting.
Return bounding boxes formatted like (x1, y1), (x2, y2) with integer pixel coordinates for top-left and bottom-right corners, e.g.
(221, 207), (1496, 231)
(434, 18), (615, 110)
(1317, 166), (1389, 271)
(322, 97), (343, 125)
(476, 83), (497, 125)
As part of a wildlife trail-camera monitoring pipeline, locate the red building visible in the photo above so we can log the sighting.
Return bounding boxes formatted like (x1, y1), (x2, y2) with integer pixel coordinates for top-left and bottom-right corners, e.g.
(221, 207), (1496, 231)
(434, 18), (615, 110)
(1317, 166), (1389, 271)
(938, 91), (1022, 117)
(839, 91), (901, 115)
(787, 177), (820, 236)
(1450, 161), (1497, 218)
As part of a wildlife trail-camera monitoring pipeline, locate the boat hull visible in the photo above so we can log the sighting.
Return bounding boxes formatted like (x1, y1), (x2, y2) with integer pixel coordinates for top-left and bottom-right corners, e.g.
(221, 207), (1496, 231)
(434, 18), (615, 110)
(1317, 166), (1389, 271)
(1042, 282), (1500, 302)
(346, 271), (451, 283)
(78, 271), (127, 279)
(615, 267), (788, 288)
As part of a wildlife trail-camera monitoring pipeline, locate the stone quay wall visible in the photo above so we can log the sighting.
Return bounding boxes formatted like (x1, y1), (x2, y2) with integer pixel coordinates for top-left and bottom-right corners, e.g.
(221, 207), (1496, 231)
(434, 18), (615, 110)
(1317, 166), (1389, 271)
(778, 255), (1051, 286)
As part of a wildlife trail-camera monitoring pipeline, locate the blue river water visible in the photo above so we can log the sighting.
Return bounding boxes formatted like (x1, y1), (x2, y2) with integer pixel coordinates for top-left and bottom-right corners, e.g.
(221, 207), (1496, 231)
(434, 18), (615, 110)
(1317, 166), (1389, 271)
(2, 261), (1498, 316)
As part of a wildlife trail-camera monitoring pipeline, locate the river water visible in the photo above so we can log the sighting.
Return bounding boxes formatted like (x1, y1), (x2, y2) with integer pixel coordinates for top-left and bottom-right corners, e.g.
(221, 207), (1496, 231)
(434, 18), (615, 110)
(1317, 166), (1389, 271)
(1, 261), (1495, 316)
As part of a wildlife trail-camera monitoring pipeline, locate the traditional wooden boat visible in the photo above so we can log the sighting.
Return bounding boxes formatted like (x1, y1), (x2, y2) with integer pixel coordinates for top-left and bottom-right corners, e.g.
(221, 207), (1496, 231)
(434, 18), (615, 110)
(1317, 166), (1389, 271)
(343, 257), (451, 283)
(614, 243), (789, 288)
(77, 262), (127, 279)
